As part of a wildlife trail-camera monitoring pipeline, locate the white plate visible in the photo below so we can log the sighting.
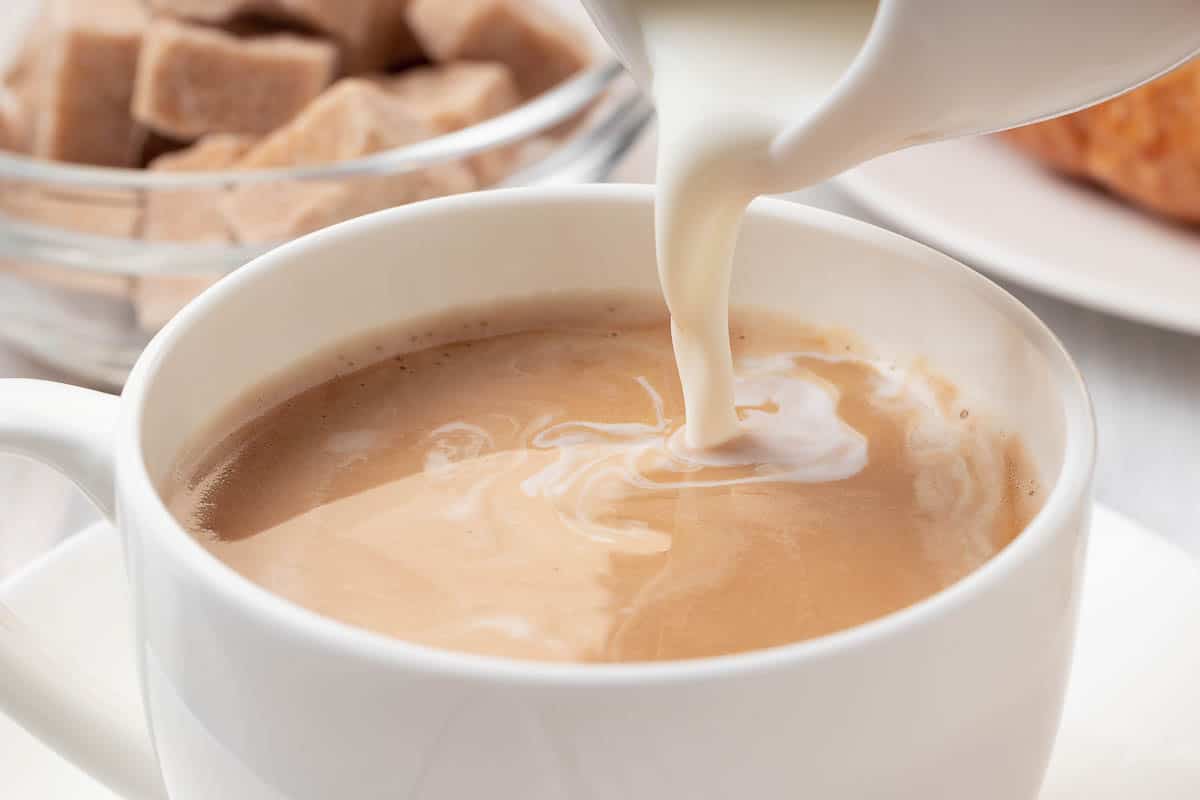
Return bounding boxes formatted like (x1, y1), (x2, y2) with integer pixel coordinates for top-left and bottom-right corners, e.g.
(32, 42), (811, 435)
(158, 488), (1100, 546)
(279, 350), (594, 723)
(837, 137), (1200, 335)
(2, 509), (1199, 798)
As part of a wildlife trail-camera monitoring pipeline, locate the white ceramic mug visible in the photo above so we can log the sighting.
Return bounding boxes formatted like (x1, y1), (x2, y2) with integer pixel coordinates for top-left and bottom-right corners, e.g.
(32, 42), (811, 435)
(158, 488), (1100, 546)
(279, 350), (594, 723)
(0, 185), (1094, 800)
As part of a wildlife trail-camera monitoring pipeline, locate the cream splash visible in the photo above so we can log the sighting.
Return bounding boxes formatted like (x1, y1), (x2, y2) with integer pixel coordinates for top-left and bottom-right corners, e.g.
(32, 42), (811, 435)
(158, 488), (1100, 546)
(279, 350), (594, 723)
(411, 352), (873, 550)
(523, 365), (867, 494)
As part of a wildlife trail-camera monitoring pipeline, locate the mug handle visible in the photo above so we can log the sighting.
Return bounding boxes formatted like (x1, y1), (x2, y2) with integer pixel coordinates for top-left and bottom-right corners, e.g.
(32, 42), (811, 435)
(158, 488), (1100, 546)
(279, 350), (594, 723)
(0, 379), (167, 800)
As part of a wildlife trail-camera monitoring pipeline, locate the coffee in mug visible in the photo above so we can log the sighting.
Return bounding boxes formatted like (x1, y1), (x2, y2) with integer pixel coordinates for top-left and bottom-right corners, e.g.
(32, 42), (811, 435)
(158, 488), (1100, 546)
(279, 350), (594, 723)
(166, 290), (1040, 663)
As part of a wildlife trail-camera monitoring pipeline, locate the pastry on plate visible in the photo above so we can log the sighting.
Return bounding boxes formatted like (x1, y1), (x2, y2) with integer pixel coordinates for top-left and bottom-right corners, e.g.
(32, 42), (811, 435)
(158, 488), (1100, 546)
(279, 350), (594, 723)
(1004, 58), (1200, 224)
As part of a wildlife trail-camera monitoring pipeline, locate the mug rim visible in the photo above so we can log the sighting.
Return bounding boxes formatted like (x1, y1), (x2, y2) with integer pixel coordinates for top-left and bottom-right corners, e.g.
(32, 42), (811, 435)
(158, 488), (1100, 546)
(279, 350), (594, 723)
(122, 184), (1096, 685)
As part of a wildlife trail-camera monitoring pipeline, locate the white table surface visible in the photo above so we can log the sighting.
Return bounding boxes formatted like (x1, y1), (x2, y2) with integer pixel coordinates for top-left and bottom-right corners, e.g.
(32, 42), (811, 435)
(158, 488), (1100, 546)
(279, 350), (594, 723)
(2, 129), (1198, 579)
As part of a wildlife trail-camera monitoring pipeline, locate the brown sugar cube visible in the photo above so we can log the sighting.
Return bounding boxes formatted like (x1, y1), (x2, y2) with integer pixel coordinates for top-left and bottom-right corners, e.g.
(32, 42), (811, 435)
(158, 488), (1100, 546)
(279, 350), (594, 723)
(149, 0), (372, 46)
(134, 275), (217, 331)
(4, 26), (43, 90)
(386, 62), (519, 131)
(223, 163), (475, 243)
(222, 173), (468, 243)
(0, 90), (30, 152)
(0, 184), (143, 238)
(148, 133), (256, 173)
(235, 78), (438, 167)
(384, 61), (521, 184)
(35, 0), (148, 166)
(350, 1), (425, 73)
(4, 11), (47, 96)
(1, 16), (44, 152)
(0, 258), (133, 341)
(144, 134), (256, 243)
(224, 78), (474, 241)
(223, 180), (360, 242)
(145, 0), (250, 23)
(0, 259), (132, 302)
(406, 0), (591, 97)
(148, 0), (420, 73)
(459, 144), (517, 186)
(133, 19), (337, 139)
(138, 131), (189, 166)
(0, 185), (139, 308)
(140, 133), (254, 329)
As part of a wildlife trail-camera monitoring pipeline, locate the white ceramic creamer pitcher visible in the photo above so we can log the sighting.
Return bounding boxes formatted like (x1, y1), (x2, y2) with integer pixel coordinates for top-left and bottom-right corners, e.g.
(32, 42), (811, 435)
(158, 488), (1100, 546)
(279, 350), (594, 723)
(582, 0), (1200, 190)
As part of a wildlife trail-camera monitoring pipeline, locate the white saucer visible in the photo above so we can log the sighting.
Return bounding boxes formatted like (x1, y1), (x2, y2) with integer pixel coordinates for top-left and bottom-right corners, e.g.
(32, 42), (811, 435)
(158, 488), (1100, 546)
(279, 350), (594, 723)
(2, 508), (1198, 798)
(837, 137), (1200, 336)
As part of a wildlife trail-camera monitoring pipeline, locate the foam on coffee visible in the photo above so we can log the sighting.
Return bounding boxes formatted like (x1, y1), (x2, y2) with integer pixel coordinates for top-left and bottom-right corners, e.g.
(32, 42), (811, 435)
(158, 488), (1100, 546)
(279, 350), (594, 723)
(167, 292), (1040, 663)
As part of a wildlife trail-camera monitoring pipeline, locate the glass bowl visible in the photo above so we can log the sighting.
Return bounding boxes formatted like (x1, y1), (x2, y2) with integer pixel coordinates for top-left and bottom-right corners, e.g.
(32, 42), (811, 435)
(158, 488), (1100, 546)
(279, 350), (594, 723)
(0, 5), (651, 388)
